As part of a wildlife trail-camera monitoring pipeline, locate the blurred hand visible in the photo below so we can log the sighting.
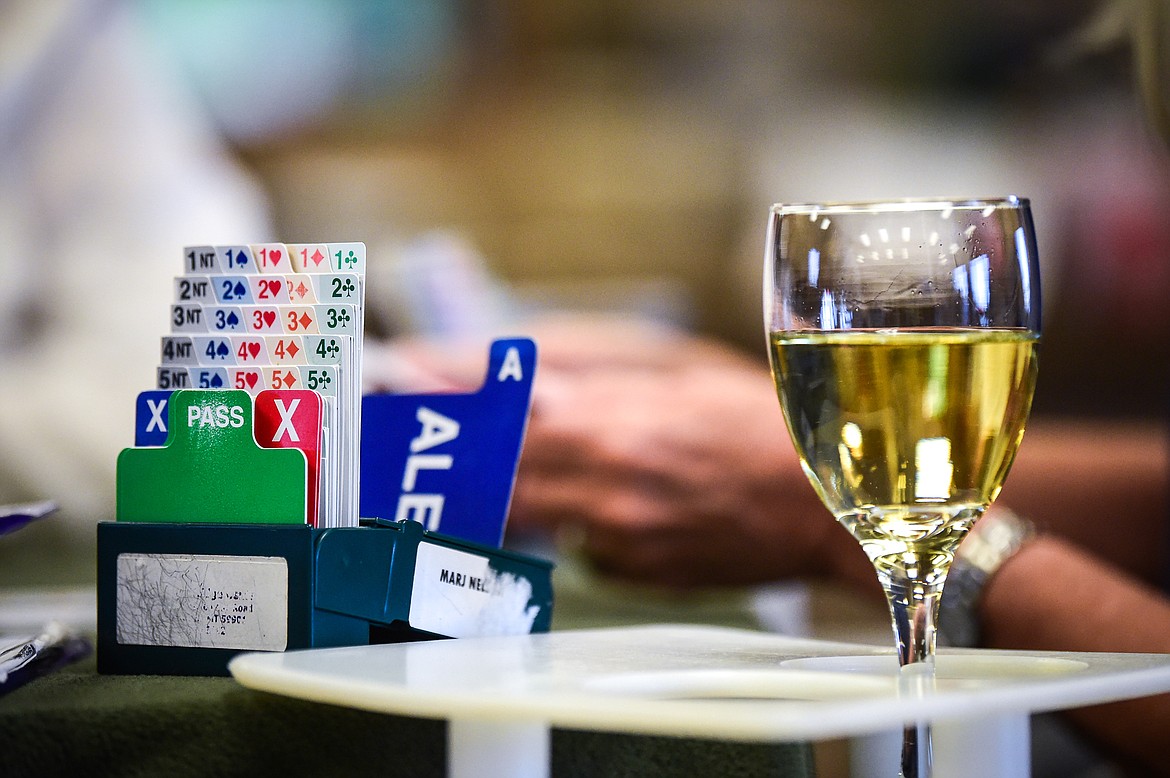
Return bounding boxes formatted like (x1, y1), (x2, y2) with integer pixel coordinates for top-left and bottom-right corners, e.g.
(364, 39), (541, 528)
(503, 315), (872, 589)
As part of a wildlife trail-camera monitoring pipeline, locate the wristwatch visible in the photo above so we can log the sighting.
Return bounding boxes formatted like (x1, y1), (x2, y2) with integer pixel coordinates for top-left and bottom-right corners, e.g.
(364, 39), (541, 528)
(937, 509), (1036, 648)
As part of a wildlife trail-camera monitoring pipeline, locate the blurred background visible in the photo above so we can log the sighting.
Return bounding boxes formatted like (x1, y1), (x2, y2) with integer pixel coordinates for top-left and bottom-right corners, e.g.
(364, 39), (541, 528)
(146, 0), (1170, 417)
(2, 0), (1168, 572)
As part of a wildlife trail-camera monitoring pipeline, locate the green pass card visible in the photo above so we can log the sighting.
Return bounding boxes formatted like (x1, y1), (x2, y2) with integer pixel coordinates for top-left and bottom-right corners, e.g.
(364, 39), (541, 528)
(117, 390), (307, 524)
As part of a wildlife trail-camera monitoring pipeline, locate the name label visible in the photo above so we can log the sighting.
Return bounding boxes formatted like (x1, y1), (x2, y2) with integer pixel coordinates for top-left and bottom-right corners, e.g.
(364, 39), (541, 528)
(409, 542), (538, 638)
(115, 553), (288, 650)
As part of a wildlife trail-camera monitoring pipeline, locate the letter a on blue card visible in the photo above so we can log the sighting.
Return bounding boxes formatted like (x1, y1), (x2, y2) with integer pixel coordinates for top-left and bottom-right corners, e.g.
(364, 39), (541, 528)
(360, 338), (536, 547)
(118, 389), (307, 524)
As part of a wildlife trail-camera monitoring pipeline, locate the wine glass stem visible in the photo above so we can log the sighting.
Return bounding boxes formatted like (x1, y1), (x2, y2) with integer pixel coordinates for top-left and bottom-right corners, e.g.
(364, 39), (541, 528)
(883, 566), (945, 778)
(885, 573), (942, 666)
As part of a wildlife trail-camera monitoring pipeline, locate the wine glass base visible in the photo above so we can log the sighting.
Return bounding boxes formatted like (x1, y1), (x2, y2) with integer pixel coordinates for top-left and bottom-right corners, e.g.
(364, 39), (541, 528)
(780, 653), (1087, 679)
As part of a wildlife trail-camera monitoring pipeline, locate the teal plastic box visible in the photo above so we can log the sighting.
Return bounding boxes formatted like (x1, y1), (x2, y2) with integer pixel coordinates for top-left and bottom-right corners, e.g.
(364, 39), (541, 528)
(97, 519), (554, 676)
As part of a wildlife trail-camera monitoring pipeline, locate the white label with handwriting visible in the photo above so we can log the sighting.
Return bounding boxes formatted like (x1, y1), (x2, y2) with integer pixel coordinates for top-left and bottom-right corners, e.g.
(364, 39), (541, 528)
(115, 553), (288, 651)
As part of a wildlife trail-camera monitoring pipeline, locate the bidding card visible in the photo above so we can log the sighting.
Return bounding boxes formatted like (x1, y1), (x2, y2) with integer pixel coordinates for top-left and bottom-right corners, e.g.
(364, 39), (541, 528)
(212, 276), (254, 305)
(218, 244), (256, 274)
(118, 390), (307, 524)
(254, 389), (323, 527)
(249, 275), (291, 304)
(250, 242), (291, 274)
(287, 243), (330, 273)
(184, 245), (219, 274)
(174, 276), (214, 305)
(203, 306), (247, 333)
(132, 243), (365, 528)
(170, 303), (206, 333)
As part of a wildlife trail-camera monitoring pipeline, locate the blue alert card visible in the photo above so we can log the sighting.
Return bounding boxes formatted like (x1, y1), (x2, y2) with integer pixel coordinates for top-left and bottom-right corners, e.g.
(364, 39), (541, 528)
(359, 337), (536, 548)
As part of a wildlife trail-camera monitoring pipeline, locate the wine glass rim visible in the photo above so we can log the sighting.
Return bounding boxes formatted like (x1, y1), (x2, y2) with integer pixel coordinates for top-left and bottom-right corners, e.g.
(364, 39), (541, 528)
(770, 196), (1029, 215)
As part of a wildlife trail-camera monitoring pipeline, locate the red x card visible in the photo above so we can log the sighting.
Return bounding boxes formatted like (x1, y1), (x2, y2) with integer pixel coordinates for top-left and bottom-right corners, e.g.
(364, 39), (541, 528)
(254, 389), (323, 527)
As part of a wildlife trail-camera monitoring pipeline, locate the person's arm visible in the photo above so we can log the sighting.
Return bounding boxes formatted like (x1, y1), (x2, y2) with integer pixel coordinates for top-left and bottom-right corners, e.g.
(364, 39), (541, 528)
(981, 535), (1170, 775)
(997, 420), (1169, 587)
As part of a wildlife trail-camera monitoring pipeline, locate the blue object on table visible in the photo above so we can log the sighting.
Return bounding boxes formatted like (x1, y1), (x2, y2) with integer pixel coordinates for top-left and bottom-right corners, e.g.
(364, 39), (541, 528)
(0, 501), (57, 538)
(0, 623), (91, 697)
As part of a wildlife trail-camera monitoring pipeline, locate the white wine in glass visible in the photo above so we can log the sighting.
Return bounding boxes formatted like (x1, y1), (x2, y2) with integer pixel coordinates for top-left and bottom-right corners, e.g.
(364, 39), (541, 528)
(764, 198), (1041, 776)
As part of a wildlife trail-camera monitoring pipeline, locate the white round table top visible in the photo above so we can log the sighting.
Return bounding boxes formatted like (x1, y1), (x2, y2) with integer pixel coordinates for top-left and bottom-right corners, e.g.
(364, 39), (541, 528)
(230, 624), (1170, 742)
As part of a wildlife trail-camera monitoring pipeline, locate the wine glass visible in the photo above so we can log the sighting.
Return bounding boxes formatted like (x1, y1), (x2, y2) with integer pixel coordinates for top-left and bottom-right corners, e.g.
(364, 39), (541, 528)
(764, 198), (1041, 776)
